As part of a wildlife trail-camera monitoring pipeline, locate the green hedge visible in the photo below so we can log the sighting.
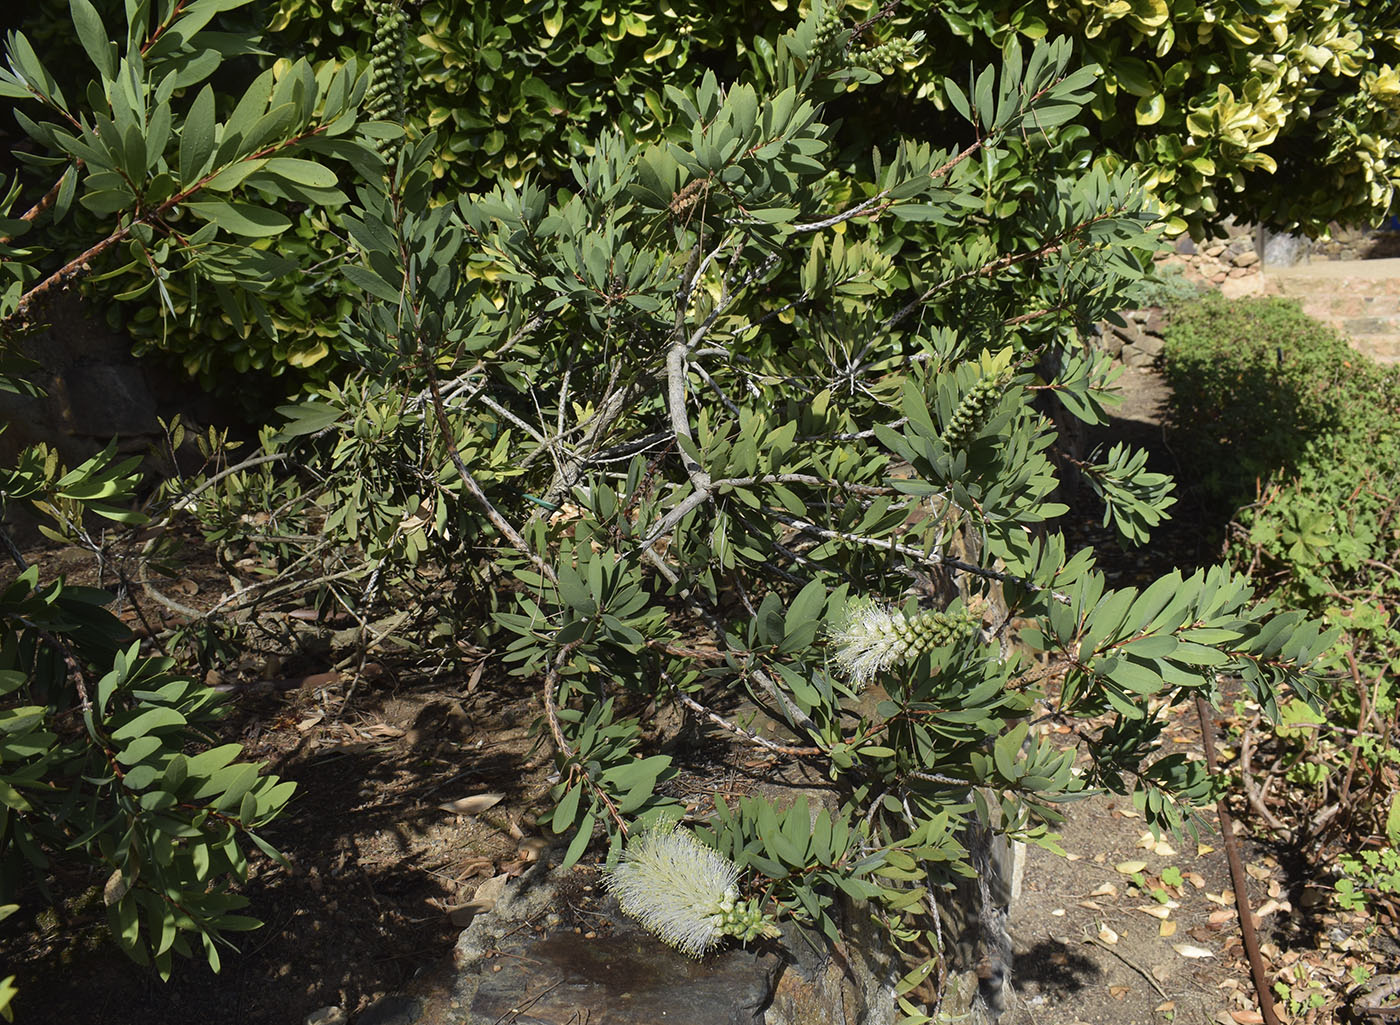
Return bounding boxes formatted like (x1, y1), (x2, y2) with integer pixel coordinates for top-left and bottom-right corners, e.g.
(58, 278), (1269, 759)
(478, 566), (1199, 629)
(13, 0), (1400, 391)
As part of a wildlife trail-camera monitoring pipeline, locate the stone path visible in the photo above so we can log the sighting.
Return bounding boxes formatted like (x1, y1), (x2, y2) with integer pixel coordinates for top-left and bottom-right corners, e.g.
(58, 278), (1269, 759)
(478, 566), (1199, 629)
(1261, 256), (1400, 364)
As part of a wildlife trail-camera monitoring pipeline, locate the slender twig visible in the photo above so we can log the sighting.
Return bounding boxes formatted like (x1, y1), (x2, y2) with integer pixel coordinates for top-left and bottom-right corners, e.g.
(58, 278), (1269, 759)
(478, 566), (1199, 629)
(1193, 693), (1282, 1025)
(6, 122), (341, 329)
(763, 507), (1073, 603)
(1238, 724), (1293, 842)
(1084, 933), (1167, 998)
(640, 546), (818, 735)
(669, 677), (821, 756)
(0, 162), (79, 245)
(0, 523), (28, 572)
(155, 453), (290, 514)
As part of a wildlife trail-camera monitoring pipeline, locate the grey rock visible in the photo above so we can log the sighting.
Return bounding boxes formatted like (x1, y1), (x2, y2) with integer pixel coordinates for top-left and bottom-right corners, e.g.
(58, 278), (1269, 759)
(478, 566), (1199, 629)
(1259, 228), (1308, 267)
(63, 363), (159, 437)
(304, 1007), (347, 1025)
(1121, 344), (1157, 369)
(465, 921), (778, 1025)
(356, 995), (420, 1025)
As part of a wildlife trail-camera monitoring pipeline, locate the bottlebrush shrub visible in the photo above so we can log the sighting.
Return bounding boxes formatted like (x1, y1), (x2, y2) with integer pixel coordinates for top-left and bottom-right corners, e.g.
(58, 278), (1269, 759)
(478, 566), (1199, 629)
(252, 24), (1328, 1019)
(0, 0), (377, 994)
(5, 10), (1336, 1021)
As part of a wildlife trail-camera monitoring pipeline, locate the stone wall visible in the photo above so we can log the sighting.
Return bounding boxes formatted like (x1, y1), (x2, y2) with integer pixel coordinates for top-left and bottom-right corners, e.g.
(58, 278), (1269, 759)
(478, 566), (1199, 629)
(0, 295), (225, 469)
(1167, 219), (1261, 287)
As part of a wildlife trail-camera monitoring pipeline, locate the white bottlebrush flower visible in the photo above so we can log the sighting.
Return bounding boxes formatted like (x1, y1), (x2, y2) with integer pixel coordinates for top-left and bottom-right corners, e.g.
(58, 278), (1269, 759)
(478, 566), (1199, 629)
(606, 822), (753, 958)
(829, 599), (972, 686)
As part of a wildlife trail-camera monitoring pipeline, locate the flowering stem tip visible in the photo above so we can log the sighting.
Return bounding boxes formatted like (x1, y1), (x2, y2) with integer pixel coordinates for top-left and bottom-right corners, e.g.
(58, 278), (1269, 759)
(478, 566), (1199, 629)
(829, 599), (974, 686)
(604, 822), (780, 958)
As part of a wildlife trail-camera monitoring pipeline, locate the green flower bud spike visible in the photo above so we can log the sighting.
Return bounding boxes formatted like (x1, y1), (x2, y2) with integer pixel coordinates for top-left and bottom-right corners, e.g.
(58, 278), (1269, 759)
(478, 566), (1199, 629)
(605, 822), (781, 958)
(364, 0), (407, 154)
(849, 34), (924, 71)
(829, 600), (975, 686)
(941, 372), (1005, 452)
(940, 345), (1015, 453)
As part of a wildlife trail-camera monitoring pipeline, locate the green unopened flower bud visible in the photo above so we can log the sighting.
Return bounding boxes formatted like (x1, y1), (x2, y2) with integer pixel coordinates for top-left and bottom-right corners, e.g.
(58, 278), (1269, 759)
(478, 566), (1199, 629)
(942, 373), (1005, 452)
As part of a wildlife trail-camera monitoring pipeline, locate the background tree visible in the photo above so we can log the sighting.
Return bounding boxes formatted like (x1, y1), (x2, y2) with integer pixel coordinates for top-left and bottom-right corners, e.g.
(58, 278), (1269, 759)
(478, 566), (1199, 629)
(0, 0), (381, 997)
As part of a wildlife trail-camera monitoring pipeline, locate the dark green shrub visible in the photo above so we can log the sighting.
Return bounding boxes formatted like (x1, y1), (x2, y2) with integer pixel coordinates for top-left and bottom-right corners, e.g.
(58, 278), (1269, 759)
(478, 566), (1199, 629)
(22, 0), (1400, 392)
(1164, 293), (1400, 913)
(1161, 293), (1365, 515)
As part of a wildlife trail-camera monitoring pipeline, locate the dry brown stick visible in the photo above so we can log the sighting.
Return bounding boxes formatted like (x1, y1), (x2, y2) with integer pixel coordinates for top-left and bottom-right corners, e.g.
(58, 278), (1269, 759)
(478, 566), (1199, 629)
(1238, 723), (1294, 842)
(1085, 933), (1168, 998)
(1194, 693), (1282, 1025)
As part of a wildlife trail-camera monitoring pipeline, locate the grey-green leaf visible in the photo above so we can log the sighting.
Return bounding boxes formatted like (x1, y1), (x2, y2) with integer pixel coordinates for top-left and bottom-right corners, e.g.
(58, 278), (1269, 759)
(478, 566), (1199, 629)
(183, 199), (291, 237)
(179, 86), (215, 185)
(70, 0), (115, 80)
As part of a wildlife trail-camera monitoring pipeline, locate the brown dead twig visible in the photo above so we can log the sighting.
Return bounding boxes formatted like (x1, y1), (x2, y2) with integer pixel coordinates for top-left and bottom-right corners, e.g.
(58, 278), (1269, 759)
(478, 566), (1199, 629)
(1195, 693), (1283, 1025)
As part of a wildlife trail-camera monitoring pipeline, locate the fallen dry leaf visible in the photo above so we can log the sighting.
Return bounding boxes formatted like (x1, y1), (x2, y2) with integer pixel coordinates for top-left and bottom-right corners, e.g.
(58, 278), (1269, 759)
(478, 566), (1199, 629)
(1208, 909), (1234, 926)
(1154, 840), (1178, 857)
(1116, 860), (1148, 875)
(1205, 890), (1235, 906)
(1159, 919), (1178, 937)
(516, 837), (549, 862)
(1051, 908), (1066, 917)
(1157, 1001), (1177, 1013)
(438, 793), (505, 816)
(1174, 943), (1214, 958)
(456, 857), (496, 879)
(1245, 864), (1271, 883)
(1255, 898), (1289, 919)
(1198, 843), (1216, 857)
(447, 897), (496, 926)
(1138, 830), (1158, 850)
(1137, 905), (1173, 920)
(473, 875), (510, 904)
(1109, 985), (1129, 1000)
(1230, 1011), (1264, 1024)
(1090, 882), (1118, 897)
(1185, 871), (1207, 889)
(1099, 924), (1120, 944)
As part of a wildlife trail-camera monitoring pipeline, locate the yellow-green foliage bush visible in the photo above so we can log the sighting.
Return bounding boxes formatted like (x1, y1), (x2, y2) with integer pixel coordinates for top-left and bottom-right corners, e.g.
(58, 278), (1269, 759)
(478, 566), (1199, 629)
(12, 0), (1398, 390)
(271, 0), (1400, 238)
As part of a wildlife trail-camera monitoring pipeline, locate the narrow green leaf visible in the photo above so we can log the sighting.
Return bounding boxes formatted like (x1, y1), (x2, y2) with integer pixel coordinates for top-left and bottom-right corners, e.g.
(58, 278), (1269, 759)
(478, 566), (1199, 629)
(552, 783), (581, 835)
(561, 811), (594, 868)
(70, 0), (116, 80)
(110, 706), (186, 741)
(259, 157), (337, 187)
(179, 85), (215, 184)
(183, 199), (290, 237)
